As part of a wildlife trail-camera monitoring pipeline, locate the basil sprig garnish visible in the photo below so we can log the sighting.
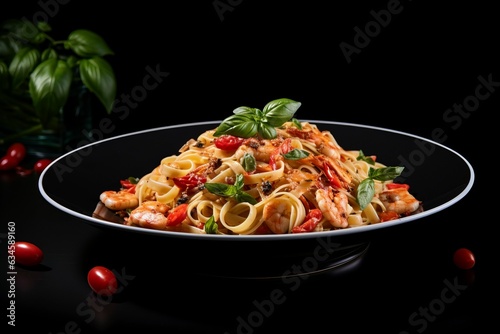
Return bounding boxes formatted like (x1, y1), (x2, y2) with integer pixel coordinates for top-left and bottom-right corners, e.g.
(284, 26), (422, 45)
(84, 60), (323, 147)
(213, 98), (302, 139)
(204, 174), (257, 204)
(356, 166), (404, 210)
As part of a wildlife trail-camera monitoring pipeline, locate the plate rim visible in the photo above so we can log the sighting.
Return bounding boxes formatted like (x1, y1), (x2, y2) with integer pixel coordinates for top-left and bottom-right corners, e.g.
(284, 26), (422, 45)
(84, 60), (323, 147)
(38, 119), (475, 241)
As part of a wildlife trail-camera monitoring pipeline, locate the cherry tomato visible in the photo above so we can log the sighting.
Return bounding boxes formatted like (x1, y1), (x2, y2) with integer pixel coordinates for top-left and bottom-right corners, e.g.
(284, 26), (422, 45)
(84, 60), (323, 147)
(0, 142), (27, 171)
(0, 156), (18, 171)
(166, 203), (189, 226)
(87, 266), (118, 295)
(214, 135), (244, 150)
(7, 142), (26, 161)
(453, 247), (475, 270)
(34, 158), (52, 173)
(12, 241), (44, 266)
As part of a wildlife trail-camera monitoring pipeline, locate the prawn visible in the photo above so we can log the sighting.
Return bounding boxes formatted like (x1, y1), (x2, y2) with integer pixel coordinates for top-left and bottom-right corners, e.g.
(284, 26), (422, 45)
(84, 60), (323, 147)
(316, 187), (349, 228)
(100, 190), (138, 211)
(378, 188), (420, 215)
(286, 126), (341, 160)
(262, 197), (292, 234)
(127, 201), (170, 230)
(235, 137), (285, 164)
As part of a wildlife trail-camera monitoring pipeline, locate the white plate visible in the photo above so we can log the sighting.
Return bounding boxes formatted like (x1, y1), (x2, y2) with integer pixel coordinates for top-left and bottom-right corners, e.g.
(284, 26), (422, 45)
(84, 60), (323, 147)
(38, 121), (474, 277)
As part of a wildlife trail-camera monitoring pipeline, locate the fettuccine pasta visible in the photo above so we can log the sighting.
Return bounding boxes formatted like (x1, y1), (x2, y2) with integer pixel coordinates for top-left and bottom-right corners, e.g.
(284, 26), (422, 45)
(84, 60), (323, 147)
(95, 114), (422, 235)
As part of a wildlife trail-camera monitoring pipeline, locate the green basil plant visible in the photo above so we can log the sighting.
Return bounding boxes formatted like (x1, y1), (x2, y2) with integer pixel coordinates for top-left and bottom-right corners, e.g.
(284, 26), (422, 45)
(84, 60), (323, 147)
(0, 19), (116, 144)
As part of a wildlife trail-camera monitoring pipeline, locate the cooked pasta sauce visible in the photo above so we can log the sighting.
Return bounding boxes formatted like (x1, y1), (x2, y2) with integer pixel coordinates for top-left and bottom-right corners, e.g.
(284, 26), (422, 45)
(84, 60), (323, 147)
(94, 99), (422, 234)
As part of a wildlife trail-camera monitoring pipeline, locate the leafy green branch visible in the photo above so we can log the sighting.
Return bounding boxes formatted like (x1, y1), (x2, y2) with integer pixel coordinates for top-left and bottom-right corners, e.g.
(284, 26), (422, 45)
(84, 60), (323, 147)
(0, 19), (117, 135)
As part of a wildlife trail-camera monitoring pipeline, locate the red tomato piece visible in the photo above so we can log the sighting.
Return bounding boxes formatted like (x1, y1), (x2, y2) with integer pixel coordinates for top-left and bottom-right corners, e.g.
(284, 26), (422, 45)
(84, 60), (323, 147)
(292, 209), (323, 233)
(322, 161), (342, 189)
(214, 135), (244, 150)
(386, 183), (410, 190)
(87, 266), (118, 295)
(453, 247), (475, 270)
(12, 241), (44, 266)
(173, 173), (207, 190)
(378, 211), (400, 222)
(34, 158), (52, 173)
(120, 179), (135, 188)
(166, 203), (189, 226)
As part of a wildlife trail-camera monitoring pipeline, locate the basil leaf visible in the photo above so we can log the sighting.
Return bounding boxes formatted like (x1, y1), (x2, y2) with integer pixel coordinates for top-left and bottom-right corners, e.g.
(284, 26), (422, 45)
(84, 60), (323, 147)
(262, 98), (302, 127)
(368, 166), (404, 181)
(356, 166), (404, 209)
(291, 118), (302, 129)
(204, 182), (236, 197)
(41, 48), (57, 62)
(357, 178), (375, 210)
(36, 21), (51, 33)
(234, 174), (244, 190)
(235, 192), (257, 205)
(65, 29), (114, 57)
(213, 114), (258, 137)
(9, 47), (40, 89)
(127, 176), (139, 184)
(241, 153), (256, 172)
(257, 122), (277, 139)
(233, 106), (259, 117)
(29, 58), (72, 127)
(79, 57), (116, 113)
(204, 174), (256, 204)
(31, 32), (46, 44)
(283, 148), (309, 160)
(66, 55), (78, 68)
(357, 150), (375, 165)
(204, 216), (218, 234)
(0, 60), (8, 89)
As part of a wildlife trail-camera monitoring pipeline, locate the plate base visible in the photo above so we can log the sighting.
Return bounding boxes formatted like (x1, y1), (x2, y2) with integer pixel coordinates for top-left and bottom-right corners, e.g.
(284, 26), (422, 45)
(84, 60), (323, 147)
(197, 242), (370, 280)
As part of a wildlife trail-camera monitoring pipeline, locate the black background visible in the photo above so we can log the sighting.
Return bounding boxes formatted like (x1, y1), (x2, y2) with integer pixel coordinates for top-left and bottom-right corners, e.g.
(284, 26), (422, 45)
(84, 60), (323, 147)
(2, 1), (498, 333)
(4, 0), (497, 143)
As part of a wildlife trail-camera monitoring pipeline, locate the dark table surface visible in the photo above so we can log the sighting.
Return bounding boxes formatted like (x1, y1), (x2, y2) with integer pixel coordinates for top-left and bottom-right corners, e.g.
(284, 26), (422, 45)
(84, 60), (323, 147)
(1, 142), (492, 334)
(2, 1), (497, 333)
